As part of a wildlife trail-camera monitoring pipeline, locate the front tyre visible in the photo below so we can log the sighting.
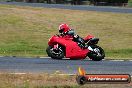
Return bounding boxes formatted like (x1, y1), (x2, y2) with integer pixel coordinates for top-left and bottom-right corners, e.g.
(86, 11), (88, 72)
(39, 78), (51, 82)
(46, 45), (64, 59)
(88, 45), (105, 61)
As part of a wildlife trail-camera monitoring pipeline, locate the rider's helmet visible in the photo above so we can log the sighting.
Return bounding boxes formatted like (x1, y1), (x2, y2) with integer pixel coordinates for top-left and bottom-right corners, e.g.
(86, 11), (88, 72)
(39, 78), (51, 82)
(59, 24), (70, 34)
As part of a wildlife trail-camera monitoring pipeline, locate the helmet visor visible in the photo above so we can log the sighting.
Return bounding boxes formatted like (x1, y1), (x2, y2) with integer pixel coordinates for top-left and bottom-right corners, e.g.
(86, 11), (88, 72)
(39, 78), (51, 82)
(59, 28), (64, 33)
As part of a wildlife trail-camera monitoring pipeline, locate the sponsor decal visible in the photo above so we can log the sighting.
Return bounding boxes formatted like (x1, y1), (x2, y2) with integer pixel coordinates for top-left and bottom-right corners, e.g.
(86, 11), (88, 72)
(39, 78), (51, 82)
(76, 67), (131, 85)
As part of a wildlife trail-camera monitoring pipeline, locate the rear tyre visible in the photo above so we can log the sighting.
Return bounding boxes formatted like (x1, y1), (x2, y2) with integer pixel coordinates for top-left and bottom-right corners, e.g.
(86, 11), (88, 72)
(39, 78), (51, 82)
(46, 45), (64, 59)
(88, 45), (105, 61)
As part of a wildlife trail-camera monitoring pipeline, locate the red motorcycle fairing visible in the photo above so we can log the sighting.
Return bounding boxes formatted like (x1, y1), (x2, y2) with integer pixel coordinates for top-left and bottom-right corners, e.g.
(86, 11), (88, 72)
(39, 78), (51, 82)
(48, 35), (89, 59)
(84, 35), (94, 41)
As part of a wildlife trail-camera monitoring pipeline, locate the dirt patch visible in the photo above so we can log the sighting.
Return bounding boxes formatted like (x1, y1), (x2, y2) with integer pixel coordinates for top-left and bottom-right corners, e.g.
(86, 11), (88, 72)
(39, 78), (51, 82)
(0, 73), (131, 88)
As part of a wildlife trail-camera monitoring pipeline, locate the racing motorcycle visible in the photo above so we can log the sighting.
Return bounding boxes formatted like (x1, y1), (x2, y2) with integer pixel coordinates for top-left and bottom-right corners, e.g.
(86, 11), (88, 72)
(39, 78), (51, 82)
(46, 34), (105, 61)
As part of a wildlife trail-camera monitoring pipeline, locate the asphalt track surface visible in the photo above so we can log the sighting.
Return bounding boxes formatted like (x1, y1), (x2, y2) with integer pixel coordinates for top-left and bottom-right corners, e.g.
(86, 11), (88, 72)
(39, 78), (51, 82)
(0, 2), (132, 13)
(0, 57), (132, 75)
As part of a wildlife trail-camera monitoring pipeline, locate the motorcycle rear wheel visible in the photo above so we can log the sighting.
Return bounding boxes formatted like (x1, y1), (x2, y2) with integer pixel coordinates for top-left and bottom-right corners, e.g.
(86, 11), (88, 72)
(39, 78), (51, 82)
(46, 45), (64, 59)
(88, 45), (105, 61)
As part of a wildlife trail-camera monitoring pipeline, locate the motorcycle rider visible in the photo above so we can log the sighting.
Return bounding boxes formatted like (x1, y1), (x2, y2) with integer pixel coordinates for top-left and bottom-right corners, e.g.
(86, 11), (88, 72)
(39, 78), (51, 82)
(58, 23), (86, 48)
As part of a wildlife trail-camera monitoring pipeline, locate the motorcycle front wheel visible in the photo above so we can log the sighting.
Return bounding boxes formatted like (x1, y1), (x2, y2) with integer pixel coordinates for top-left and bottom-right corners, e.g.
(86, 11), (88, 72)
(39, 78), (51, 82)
(88, 45), (105, 61)
(46, 45), (64, 59)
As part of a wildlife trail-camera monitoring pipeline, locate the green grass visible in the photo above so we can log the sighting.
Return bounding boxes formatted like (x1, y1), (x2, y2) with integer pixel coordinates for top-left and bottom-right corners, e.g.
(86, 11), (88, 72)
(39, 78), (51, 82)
(128, 0), (132, 7)
(0, 4), (132, 59)
(106, 49), (132, 59)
